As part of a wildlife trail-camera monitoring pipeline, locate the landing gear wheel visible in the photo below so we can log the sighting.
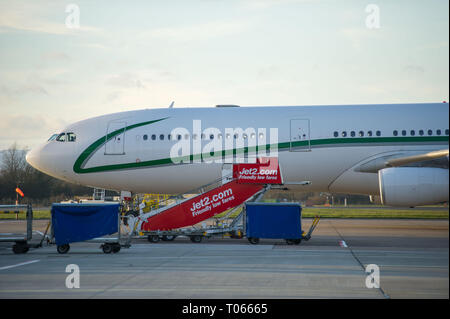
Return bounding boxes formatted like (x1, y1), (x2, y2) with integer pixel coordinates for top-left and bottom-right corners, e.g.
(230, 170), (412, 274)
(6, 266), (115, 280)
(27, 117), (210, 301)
(190, 235), (203, 243)
(148, 235), (160, 243)
(57, 244), (70, 254)
(102, 243), (113, 254)
(248, 237), (260, 245)
(13, 243), (29, 254)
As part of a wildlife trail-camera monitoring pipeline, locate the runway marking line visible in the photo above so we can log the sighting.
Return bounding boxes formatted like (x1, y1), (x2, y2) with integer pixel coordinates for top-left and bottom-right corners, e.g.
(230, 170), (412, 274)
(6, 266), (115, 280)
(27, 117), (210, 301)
(0, 260), (40, 271)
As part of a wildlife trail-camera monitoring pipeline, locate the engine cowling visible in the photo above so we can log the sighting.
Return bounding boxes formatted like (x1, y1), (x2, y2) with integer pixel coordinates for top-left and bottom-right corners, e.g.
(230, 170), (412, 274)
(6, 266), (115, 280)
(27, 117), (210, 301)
(378, 167), (449, 206)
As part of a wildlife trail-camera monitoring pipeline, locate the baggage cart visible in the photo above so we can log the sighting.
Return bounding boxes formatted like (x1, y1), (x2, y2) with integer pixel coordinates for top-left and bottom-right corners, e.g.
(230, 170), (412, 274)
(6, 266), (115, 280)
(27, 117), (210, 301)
(50, 203), (131, 254)
(0, 204), (34, 254)
(244, 202), (320, 245)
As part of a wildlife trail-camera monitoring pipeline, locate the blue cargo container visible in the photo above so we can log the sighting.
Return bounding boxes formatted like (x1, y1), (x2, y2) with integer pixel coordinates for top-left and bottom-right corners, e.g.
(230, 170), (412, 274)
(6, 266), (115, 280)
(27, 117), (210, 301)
(245, 202), (303, 244)
(51, 203), (122, 254)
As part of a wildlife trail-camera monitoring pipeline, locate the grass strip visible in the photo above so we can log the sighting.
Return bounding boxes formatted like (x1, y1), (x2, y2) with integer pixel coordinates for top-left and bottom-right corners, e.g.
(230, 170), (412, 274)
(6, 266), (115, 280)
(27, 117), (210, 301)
(1, 207), (448, 220)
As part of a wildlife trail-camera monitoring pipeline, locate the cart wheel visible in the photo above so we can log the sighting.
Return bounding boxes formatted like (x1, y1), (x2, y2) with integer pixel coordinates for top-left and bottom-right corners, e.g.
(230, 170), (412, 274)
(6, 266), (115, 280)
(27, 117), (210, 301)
(162, 235), (176, 241)
(190, 235), (203, 243)
(286, 239), (301, 245)
(57, 244), (70, 254)
(148, 235), (160, 243)
(248, 237), (260, 245)
(112, 244), (121, 253)
(230, 230), (243, 239)
(13, 243), (29, 254)
(102, 244), (113, 254)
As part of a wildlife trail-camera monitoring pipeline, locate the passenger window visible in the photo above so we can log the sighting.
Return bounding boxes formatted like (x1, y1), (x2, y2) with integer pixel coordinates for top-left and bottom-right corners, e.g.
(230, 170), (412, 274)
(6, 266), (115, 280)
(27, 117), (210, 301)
(159, 134), (164, 140)
(393, 130), (398, 136)
(436, 129), (441, 136)
(367, 131), (372, 137)
(185, 134), (190, 140)
(151, 134), (156, 140)
(143, 134), (148, 141)
(401, 130), (407, 136)
(419, 130), (424, 136)
(210, 134), (214, 140)
(350, 131), (355, 137)
(56, 133), (66, 142)
(358, 131), (364, 137)
(342, 131), (347, 137)
(445, 129), (449, 135)
(333, 131), (338, 137)
(177, 134), (182, 140)
(427, 129), (433, 135)
(376, 131), (381, 137)
(167, 134), (171, 140)
(410, 130), (415, 136)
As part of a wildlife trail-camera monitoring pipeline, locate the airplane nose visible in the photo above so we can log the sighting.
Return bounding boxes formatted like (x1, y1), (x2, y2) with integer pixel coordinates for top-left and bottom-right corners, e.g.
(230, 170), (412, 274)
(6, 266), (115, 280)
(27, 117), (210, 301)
(26, 143), (74, 182)
(26, 148), (39, 170)
(26, 144), (54, 175)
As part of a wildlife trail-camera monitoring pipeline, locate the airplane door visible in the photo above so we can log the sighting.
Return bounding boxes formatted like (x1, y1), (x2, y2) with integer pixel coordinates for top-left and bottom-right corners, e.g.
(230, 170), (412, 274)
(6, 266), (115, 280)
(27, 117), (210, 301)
(105, 121), (126, 155)
(290, 119), (311, 151)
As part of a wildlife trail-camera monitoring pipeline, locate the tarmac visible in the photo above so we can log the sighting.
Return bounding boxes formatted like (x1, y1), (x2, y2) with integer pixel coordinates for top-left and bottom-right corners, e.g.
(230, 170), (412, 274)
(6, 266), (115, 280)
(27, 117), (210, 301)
(0, 218), (448, 299)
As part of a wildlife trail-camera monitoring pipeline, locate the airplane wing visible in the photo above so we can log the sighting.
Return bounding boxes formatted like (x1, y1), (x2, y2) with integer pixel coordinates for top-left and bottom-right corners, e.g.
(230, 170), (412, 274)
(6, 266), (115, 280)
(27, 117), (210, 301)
(355, 149), (449, 173)
(385, 149), (449, 167)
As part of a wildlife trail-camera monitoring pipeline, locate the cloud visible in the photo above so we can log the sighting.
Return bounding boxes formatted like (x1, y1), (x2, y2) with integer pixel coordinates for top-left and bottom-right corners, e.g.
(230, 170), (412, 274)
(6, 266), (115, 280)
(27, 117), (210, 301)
(142, 20), (252, 42)
(402, 65), (425, 76)
(339, 27), (383, 50)
(105, 91), (121, 102)
(0, 113), (68, 149)
(0, 84), (48, 97)
(242, 0), (316, 9)
(40, 51), (71, 62)
(417, 41), (449, 51)
(106, 73), (145, 89)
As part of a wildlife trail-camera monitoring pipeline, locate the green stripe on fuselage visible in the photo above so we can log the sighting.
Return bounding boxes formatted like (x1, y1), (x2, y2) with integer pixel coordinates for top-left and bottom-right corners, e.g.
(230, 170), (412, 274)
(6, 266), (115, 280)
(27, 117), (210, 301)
(73, 118), (169, 174)
(73, 124), (448, 174)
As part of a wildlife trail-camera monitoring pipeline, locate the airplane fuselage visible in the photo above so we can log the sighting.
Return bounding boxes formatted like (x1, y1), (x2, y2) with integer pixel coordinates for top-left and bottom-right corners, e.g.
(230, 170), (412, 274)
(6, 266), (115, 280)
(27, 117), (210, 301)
(26, 103), (449, 197)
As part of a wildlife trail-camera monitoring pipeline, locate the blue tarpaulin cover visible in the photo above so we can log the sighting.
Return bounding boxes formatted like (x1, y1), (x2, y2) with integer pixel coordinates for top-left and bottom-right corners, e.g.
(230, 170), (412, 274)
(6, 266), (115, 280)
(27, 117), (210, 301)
(245, 202), (302, 239)
(51, 203), (119, 245)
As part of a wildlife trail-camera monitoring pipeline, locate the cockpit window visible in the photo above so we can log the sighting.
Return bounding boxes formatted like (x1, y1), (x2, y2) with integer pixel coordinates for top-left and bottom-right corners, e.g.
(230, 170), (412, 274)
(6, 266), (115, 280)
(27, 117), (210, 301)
(54, 132), (76, 142)
(67, 133), (76, 142)
(56, 133), (66, 142)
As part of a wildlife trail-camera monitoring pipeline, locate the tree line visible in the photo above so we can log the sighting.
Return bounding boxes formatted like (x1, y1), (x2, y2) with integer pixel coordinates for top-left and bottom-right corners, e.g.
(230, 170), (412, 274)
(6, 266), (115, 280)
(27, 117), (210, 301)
(0, 143), (92, 206)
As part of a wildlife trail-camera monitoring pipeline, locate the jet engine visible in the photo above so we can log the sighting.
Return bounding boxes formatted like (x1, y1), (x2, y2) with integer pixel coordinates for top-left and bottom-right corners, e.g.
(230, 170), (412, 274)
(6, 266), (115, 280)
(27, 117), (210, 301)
(378, 167), (449, 206)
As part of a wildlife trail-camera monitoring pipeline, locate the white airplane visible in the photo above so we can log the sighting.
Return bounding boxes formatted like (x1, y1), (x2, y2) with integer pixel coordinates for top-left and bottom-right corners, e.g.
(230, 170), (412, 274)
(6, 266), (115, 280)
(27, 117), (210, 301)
(26, 102), (449, 207)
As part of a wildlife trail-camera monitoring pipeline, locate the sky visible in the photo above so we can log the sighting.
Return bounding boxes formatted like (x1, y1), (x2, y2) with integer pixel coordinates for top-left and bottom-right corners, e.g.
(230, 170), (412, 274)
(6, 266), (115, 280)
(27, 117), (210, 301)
(0, 0), (448, 150)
